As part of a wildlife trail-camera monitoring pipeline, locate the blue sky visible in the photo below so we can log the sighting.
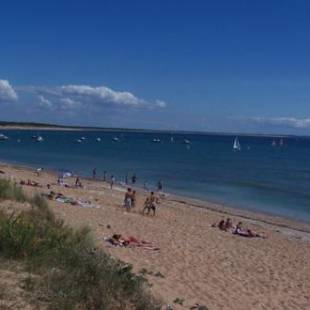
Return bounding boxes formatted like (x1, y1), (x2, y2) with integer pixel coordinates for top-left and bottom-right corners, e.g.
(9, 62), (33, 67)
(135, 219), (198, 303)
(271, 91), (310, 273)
(1, 0), (310, 134)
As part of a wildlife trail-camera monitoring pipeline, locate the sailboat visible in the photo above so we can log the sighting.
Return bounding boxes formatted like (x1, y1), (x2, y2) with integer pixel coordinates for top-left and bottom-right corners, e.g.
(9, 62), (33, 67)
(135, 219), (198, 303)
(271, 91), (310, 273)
(233, 137), (241, 151)
(272, 140), (277, 147)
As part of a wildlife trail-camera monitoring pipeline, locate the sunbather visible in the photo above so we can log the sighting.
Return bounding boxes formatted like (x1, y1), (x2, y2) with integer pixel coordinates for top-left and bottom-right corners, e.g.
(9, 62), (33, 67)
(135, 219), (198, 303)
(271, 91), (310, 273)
(104, 234), (159, 250)
(233, 222), (266, 238)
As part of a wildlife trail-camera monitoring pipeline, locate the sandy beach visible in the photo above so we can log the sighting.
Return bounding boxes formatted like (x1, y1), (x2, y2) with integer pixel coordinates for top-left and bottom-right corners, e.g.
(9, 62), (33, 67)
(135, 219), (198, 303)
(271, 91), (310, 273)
(1, 162), (310, 310)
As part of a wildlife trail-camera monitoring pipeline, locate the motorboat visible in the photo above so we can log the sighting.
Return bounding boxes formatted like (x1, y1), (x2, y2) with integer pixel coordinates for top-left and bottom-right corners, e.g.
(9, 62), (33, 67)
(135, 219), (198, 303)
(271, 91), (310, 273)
(0, 133), (8, 140)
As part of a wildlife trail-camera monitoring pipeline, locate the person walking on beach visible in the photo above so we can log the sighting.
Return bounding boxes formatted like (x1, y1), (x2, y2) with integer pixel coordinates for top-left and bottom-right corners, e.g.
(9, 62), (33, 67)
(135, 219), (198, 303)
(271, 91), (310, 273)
(92, 168), (97, 179)
(103, 171), (107, 182)
(125, 173), (129, 184)
(110, 175), (115, 189)
(75, 176), (82, 187)
(131, 190), (136, 208)
(143, 191), (158, 216)
(123, 188), (132, 211)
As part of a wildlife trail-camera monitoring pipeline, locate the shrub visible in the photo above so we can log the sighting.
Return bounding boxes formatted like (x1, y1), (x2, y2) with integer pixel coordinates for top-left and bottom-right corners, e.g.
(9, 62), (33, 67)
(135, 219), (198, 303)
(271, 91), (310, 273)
(0, 179), (26, 202)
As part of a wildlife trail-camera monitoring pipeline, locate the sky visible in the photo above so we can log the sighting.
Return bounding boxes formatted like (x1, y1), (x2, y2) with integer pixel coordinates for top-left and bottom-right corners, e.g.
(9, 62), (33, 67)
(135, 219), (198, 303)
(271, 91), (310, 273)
(1, 0), (310, 134)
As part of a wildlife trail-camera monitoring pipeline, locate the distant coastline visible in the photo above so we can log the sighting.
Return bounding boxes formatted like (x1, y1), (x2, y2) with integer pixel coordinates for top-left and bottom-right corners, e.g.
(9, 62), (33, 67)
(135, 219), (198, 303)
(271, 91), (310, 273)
(1, 120), (309, 138)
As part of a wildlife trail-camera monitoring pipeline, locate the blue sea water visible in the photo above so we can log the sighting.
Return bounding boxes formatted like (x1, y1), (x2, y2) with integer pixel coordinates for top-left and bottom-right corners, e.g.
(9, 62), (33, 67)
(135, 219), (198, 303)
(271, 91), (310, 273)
(1, 130), (310, 222)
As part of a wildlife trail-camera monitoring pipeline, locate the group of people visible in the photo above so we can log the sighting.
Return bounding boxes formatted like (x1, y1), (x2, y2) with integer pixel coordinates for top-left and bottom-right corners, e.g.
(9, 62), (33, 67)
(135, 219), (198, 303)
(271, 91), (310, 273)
(92, 168), (164, 192)
(123, 189), (159, 215)
(20, 179), (42, 187)
(213, 218), (265, 238)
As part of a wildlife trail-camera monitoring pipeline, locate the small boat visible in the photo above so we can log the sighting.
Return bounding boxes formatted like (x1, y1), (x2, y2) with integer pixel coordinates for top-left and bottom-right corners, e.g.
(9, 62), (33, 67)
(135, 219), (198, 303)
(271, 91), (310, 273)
(0, 133), (9, 140)
(36, 136), (44, 142)
(80, 137), (86, 141)
(279, 138), (284, 147)
(170, 136), (174, 143)
(76, 139), (82, 143)
(233, 137), (241, 151)
(152, 138), (161, 143)
(96, 137), (102, 142)
(112, 137), (120, 142)
(183, 139), (191, 144)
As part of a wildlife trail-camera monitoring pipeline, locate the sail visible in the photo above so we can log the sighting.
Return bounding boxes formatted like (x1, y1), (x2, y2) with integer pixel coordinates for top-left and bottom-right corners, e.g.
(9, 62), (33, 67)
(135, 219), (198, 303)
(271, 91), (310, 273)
(233, 137), (241, 151)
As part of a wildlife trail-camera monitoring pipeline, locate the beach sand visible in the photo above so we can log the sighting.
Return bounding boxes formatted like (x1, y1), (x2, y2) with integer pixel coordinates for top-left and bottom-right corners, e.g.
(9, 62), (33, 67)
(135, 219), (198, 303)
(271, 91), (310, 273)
(1, 163), (310, 310)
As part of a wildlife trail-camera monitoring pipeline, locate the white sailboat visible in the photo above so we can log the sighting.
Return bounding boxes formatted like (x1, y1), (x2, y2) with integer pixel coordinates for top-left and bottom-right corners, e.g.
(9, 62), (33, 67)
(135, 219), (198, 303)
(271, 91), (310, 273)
(233, 137), (241, 151)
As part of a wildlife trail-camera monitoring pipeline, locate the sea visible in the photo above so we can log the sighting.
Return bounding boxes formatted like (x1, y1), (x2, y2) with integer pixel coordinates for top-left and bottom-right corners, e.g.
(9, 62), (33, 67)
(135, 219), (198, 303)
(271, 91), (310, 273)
(1, 130), (310, 222)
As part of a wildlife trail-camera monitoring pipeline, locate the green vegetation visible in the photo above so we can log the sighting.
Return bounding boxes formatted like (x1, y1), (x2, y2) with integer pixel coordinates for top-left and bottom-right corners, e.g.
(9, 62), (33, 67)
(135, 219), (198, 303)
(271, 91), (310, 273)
(0, 179), (159, 309)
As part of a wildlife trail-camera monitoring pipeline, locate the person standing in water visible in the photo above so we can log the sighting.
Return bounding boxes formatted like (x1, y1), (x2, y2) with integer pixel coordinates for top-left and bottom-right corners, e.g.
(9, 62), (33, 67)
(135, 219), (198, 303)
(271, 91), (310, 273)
(92, 168), (97, 179)
(131, 173), (137, 184)
(103, 171), (107, 182)
(157, 180), (163, 192)
(110, 175), (115, 189)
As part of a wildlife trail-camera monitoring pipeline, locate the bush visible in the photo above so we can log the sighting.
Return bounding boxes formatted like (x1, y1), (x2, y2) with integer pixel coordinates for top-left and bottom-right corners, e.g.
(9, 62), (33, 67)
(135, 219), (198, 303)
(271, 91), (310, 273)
(0, 179), (26, 202)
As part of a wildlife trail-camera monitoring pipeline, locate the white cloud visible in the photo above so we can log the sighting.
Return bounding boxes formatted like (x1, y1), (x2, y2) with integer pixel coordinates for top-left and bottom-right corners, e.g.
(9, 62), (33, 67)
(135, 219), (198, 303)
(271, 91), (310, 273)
(155, 100), (167, 108)
(59, 97), (80, 109)
(0, 80), (18, 102)
(61, 85), (142, 106)
(38, 95), (52, 109)
(21, 84), (167, 110)
(250, 116), (310, 129)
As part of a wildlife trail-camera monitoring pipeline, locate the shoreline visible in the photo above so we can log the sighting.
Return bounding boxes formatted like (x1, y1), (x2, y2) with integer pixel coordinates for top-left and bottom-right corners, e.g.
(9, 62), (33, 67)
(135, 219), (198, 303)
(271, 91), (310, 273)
(1, 159), (310, 237)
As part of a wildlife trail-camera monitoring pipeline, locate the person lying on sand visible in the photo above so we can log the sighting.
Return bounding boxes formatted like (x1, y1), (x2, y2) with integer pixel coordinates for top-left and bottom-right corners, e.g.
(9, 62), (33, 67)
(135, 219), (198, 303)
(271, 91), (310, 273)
(233, 222), (266, 238)
(20, 179), (42, 187)
(104, 234), (159, 250)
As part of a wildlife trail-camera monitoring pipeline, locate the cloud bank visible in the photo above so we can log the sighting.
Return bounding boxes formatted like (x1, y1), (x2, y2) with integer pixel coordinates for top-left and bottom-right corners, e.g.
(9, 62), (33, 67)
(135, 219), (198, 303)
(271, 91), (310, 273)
(249, 117), (310, 129)
(21, 84), (167, 111)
